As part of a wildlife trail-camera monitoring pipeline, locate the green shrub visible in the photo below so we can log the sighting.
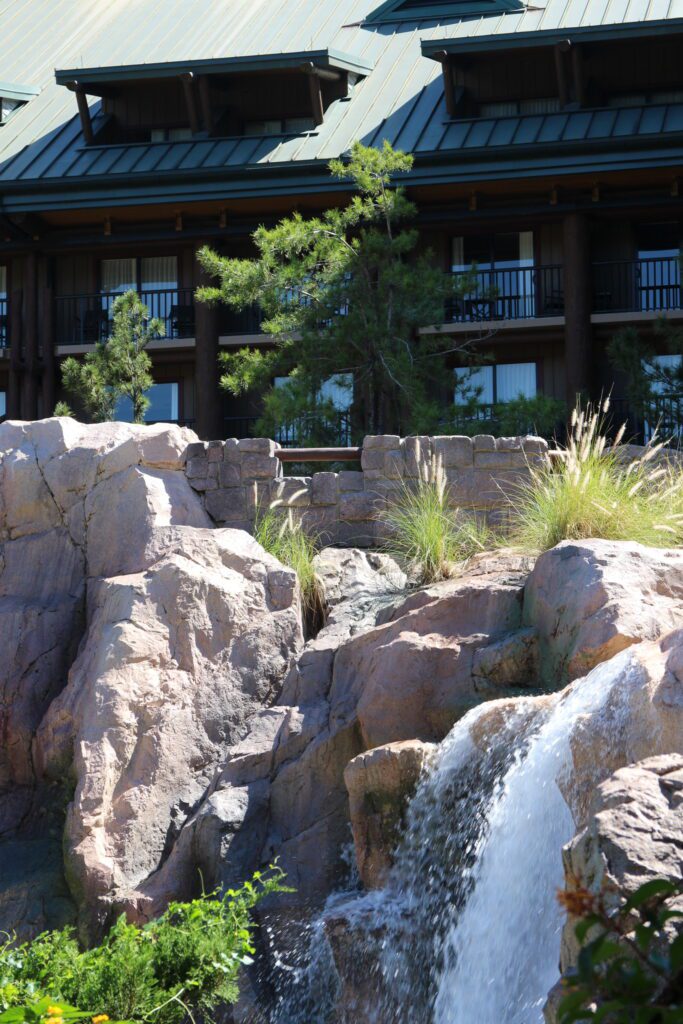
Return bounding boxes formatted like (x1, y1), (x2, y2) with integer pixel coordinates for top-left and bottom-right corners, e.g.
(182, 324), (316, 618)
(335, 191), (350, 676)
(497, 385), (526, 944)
(379, 457), (493, 585)
(493, 393), (566, 440)
(511, 400), (683, 552)
(558, 877), (683, 1022)
(254, 505), (323, 624)
(0, 866), (288, 1024)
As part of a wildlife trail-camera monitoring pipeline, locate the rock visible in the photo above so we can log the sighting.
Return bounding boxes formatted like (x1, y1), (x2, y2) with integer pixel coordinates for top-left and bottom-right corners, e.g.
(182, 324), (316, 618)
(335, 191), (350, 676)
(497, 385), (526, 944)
(524, 540), (683, 685)
(344, 740), (436, 888)
(0, 419), (304, 941)
(544, 751), (683, 1022)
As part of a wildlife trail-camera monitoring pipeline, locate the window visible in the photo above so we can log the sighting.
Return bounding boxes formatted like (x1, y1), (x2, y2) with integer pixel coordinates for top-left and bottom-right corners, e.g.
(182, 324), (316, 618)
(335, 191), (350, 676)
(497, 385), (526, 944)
(480, 98), (560, 117)
(0, 97), (23, 124)
(273, 374), (353, 444)
(114, 382), (180, 423)
(0, 266), (7, 347)
(452, 232), (535, 319)
(150, 128), (193, 142)
(0, 392), (6, 419)
(244, 117), (315, 137)
(455, 362), (537, 405)
(100, 256), (180, 333)
(636, 224), (681, 313)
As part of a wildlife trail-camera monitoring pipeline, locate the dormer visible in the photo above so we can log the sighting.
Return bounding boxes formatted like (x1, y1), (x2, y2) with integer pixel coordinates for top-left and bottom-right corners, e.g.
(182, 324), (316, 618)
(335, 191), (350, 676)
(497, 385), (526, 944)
(422, 19), (683, 119)
(367, 0), (523, 23)
(54, 50), (373, 146)
(0, 81), (38, 125)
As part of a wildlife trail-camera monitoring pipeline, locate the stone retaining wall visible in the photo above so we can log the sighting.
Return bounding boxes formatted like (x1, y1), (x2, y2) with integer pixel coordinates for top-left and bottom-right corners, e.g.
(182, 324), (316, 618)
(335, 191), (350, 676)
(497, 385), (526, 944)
(184, 433), (549, 547)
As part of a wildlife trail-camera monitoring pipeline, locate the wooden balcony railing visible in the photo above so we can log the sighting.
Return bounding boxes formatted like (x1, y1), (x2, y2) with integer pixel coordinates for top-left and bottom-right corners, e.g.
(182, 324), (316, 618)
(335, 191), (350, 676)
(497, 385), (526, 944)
(592, 257), (682, 314)
(54, 288), (196, 345)
(0, 296), (8, 348)
(447, 265), (565, 322)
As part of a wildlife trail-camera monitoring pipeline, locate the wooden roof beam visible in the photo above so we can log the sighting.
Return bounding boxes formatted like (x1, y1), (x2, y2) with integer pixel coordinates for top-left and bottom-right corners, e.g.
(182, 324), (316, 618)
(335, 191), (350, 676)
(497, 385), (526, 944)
(434, 51), (457, 118)
(301, 63), (328, 126)
(553, 40), (571, 108)
(66, 82), (94, 144)
(179, 72), (200, 134)
(198, 75), (213, 133)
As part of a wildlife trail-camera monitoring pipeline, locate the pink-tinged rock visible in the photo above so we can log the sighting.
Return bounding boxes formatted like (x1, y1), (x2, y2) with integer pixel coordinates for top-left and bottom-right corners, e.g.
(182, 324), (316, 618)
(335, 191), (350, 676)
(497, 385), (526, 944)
(345, 739), (436, 888)
(524, 540), (683, 685)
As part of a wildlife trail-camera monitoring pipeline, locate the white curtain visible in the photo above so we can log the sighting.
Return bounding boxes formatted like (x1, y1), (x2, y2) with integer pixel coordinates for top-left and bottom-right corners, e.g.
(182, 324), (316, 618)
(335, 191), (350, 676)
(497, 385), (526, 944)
(141, 256), (177, 290)
(496, 362), (537, 402)
(454, 365), (494, 405)
(451, 237), (465, 272)
(101, 258), (136, 294)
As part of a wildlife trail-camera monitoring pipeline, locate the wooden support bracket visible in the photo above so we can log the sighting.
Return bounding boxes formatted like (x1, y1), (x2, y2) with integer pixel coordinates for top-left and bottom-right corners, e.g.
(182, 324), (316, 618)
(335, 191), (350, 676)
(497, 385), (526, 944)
(180, 73), (200, 135)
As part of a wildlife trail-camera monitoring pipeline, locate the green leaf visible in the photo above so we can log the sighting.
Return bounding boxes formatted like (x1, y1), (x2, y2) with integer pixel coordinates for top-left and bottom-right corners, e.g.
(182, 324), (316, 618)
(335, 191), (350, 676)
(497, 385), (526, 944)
(623, 879), (678, 912)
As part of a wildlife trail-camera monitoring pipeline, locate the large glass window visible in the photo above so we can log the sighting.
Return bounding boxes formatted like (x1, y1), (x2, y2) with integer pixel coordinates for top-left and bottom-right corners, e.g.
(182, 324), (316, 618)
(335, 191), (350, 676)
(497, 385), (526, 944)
(636, 223), (681, 312)
(452, 232), (535, 319)
(114, 382), (179, 423)
(455, 362), (537, 406)
(100, 257), (179, 334)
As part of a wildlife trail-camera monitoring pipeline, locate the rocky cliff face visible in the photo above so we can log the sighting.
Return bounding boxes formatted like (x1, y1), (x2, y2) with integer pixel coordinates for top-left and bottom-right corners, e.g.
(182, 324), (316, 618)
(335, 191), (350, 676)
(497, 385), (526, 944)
(3, 419), (683, 1024)
(0, 419), (303, 940)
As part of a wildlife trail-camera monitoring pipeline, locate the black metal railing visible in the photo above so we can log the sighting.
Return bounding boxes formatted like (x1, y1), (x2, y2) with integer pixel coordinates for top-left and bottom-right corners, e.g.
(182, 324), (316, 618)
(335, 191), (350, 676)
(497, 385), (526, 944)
(55, 288), (196, 345)
(592, 257), (682, 314)
(448, 265), (564, 322)
(220, 304), (264, 336)
(0, 296), (8, 347)
(224, 411), (352, 447)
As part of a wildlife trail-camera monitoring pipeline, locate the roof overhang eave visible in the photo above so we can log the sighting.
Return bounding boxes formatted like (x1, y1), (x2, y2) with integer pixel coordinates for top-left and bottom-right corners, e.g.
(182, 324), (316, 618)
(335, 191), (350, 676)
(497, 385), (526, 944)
(421, 17), (683, 58)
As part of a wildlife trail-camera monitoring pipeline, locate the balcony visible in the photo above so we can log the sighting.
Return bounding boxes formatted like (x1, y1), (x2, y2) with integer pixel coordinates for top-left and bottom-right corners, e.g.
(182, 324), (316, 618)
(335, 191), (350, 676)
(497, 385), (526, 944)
(220, 304), (264, 337)
(592, 257), (682, 315)
(54, 288), (195, 346)
(0, 296), (8, 348)
(448, 265), (565, 322)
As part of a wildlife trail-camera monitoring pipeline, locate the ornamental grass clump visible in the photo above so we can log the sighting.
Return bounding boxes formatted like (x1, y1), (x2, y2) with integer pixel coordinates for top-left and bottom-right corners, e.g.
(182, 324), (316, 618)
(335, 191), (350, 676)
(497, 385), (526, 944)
(254, 503), (324, 627)
(380, 455), (493, 585)
(512, 399), (683, 552)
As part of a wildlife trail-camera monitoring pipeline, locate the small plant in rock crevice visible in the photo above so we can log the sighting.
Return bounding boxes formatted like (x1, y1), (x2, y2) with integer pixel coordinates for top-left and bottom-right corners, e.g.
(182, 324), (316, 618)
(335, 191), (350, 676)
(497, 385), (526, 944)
(253, 503), (325, 633)
(379, 455), (494, 586)
(510, 399), (683, 553)
(0, 866), (289, 1024)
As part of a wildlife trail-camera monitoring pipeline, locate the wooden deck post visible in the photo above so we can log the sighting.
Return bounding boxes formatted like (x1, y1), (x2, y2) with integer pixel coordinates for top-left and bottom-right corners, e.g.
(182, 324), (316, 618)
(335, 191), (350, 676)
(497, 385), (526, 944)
(562, 211), (593, 409)
(193, 247), (222, 440)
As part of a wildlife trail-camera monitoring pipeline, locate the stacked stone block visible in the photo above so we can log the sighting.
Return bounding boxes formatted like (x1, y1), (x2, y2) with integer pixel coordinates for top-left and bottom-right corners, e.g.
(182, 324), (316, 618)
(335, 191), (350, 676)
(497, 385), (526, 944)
(185, 433), (549, 546)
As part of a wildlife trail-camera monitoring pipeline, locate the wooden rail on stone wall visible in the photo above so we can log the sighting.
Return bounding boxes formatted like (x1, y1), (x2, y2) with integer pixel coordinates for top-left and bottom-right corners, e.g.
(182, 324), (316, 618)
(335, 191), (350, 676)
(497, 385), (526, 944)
(274, 446), (362, 462)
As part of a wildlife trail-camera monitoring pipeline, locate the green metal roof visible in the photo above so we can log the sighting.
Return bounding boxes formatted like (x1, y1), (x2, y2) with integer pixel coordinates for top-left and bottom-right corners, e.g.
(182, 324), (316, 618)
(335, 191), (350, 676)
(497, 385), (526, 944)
(1, 0), (682, 212)
(0, 81), (40, 102)
(55, 49), (375, 87)
(421, 16), (683, 55)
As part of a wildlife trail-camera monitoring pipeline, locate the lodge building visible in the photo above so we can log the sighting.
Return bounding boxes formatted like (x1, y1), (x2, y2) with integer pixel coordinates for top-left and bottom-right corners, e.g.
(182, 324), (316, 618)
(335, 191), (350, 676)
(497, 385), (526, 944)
(1, 0), (682, 440)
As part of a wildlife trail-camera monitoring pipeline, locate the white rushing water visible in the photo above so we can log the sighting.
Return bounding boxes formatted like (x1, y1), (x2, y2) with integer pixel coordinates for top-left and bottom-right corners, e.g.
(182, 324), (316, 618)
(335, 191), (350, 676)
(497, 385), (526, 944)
(432, 651), (638, 1024)
(273, 648), (644, 1024)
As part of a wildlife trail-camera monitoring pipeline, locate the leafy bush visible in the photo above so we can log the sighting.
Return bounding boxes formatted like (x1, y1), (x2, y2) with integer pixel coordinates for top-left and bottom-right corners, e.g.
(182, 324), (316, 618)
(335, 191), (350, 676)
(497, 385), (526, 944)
(558, 878), (683, 1022)
(379, 456), (493, 585)
(0, 867), (288, 1024)
(254, 505), (324, 626)
(511, 400), (683, 552)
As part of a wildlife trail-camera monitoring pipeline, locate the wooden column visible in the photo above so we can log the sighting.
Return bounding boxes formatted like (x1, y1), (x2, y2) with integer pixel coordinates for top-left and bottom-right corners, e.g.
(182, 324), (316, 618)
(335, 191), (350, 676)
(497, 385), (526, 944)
(22, 253), (39, 420)
(8, 286), (22, 419)
(41, 285), (56, 416)
(193, 248), (222, 440)
(562, 212), (593, 409)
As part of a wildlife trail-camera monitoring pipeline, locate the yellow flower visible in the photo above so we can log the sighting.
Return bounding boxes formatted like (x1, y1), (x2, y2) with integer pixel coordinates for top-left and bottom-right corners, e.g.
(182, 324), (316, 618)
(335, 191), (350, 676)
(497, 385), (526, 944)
(47, 1009), (62, 1017)
(46, 1016), (64, 1024)
(92, 1015), (110, 1023)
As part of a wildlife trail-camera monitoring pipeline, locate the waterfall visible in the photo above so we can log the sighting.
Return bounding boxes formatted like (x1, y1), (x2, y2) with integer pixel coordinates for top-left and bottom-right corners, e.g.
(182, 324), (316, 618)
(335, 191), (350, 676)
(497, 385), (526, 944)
(272, 648), (644, 1023)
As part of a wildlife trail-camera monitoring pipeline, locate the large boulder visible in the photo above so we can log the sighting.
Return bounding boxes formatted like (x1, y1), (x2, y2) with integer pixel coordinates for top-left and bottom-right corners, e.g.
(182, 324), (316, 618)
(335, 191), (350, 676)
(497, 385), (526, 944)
(0, 419), (304, 939)
(524, 540), (683, 684)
